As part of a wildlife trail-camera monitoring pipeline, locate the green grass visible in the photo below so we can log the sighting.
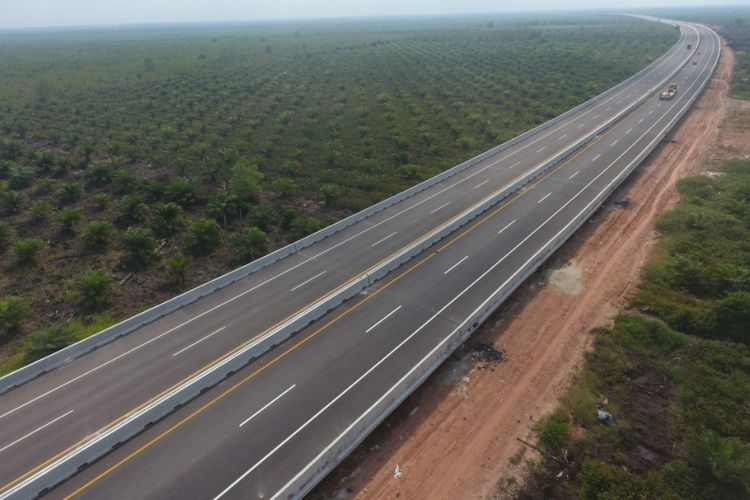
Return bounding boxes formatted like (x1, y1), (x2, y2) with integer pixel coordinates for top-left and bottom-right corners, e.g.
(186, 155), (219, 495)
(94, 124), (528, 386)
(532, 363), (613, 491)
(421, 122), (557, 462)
(518, 159), (750, 499)
(0, 14), (678, 369)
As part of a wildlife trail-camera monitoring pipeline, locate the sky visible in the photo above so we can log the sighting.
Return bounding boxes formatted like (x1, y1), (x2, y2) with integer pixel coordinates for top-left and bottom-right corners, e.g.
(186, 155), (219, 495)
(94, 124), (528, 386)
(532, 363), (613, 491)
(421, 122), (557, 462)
(0, 0), (747, 30)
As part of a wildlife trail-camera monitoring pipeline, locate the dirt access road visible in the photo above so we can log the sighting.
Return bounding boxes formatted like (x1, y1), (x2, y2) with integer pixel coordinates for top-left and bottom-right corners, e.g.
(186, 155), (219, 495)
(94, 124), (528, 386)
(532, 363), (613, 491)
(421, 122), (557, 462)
(311, 40), (734, 500)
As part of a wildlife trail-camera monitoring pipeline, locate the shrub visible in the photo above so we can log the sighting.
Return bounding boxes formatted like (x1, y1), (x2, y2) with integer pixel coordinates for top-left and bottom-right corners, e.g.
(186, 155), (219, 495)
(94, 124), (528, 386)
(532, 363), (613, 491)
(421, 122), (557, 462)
(14, 239), (43, 267)
(233, 227), (269, 263)
(689, 431), (750, 498)
(207, 193), (240, 226)
(154, 202), (185, 237)
(82, 221), (115, 250)
(60, 208), (82, 233)
(250, 205), (278, 232)
(120, 227), (157, 269)
(58, 182), (83, 205)
(165, 254), (191, 285)
(320, 184), (341, 207)
(113, 168), (138, 193)
(119, 194), (148, 224)
(30, 201), (50, 223)
(75, 271), (116, 311)
(24, 324), (76, 362)
(166, 177), (197, 207)
(536, 408), (570, 454)
(90, 193), (109, 210)
(0, 296), (29, 336)
(1, 190), (25, 212)
(186, 218), (221, 255)
(84, 163), (112, 188)
(8, 164), (34, 190)
(713, 291), (750, 344)
(230, 158), (263, 201)
(578, 460), (653, 499)
(291, 216), (323, 239)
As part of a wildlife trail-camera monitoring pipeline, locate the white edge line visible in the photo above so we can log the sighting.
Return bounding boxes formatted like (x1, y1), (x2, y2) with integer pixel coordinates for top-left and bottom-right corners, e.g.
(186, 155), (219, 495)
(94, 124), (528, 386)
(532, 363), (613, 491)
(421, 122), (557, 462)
(239, 385), (296, 428)
(0, 25), (718, 499)
(172, 327), (227, 357)
(258, 32), (716, 499)
(0, 410), (74, 455)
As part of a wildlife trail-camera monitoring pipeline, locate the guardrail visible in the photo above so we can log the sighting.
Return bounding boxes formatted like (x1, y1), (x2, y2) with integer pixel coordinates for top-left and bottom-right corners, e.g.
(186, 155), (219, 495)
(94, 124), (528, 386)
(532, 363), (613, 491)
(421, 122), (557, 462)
(0, 18), (687, 396)
(2, 20), (704, 500)
(284, 23), (721, 500)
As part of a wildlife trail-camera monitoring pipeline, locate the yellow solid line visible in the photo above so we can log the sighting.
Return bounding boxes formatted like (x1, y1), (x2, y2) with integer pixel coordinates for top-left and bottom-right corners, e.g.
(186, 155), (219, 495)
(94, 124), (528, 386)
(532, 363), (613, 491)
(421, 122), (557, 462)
(62, 250), (440, 499)
(61, 113), (629, 498)
(6, 88), (633, 497)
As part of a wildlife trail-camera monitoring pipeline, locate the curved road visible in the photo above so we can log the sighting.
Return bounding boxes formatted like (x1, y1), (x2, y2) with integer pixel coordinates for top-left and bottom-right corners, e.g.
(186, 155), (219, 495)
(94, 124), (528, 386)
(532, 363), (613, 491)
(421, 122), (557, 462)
(0, 17), (719, 500)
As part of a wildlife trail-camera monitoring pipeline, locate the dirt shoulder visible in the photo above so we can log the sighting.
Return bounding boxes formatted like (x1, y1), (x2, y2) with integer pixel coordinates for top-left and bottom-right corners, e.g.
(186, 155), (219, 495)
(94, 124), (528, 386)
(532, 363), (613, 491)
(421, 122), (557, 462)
(310, 42), (734, 500)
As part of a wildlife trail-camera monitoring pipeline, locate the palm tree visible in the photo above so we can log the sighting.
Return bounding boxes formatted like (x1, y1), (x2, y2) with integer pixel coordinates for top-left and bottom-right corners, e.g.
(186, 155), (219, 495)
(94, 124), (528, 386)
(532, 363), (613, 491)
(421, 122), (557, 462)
(207, 193), (240, 226)
(154, 202), (184, 237)
(232, 227), (269, 263)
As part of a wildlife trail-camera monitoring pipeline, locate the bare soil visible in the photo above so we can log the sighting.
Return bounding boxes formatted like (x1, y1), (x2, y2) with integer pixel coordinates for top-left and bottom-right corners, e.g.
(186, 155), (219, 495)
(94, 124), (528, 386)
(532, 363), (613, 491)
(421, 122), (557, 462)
(310, 42), (734, 500)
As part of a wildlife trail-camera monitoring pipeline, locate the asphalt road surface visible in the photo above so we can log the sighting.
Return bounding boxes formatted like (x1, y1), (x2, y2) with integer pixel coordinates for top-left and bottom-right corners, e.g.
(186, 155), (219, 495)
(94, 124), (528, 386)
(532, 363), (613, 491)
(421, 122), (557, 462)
(0, 18), (719, 500)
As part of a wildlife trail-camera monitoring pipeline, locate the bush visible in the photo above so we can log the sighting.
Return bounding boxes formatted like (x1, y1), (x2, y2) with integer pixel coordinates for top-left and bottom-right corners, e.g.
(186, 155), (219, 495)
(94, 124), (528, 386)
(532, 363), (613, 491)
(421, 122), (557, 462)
(60, 208), (82, 233)
(30, 200), (50, 223)
(233, 227), (269, 263)
(166, 177), (197, 207)
(291, 216), (323, 239)
(58, 182), (83, 205)
(186, 218), (221, 255)
(154, 202), (185, 237)
(713, 291), (750, 344)
(120, 227), (157, 269)
(689, 431), (750, 498)
(84, 163), (112, 188)
(75, 270), (116, 311)
(0, 296), (29, 336)
(165, 254), (191, 285)
(119, 194), (148, 224)
(14, 239), (43, 267)
(230, 158), (263, 201)
(24, 324), (76, 362)
(578, 460), (653, 499)
(82, 221), (115, 250)
(250, 205), (278, 232)
(536, 408), (570, 454)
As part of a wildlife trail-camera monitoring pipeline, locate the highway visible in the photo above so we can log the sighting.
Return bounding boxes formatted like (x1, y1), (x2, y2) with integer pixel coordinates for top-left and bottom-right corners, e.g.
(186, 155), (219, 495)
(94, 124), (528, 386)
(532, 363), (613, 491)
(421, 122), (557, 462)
(0, 17), (719, 499)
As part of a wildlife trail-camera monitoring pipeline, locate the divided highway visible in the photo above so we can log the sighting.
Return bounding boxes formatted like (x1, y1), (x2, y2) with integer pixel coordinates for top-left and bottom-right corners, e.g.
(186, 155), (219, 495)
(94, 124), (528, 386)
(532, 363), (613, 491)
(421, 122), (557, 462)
(0, 17), (719, 499)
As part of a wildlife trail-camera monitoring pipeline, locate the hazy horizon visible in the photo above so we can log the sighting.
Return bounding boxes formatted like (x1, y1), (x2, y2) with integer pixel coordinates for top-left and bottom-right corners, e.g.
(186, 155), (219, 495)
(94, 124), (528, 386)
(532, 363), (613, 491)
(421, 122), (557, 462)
(1, 0), (748, 30)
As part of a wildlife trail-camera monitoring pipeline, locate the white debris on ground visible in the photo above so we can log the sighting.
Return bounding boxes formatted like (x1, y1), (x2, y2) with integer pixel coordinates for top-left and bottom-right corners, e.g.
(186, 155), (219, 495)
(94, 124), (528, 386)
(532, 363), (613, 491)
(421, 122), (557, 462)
(394, 464), (402, 479)
(548, 260), (585, 295)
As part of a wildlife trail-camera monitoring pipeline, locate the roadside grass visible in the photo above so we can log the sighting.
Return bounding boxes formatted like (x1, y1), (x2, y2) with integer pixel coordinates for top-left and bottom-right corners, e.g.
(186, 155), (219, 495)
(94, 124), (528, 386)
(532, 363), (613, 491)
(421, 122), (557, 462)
(0, 314), (116, 376)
